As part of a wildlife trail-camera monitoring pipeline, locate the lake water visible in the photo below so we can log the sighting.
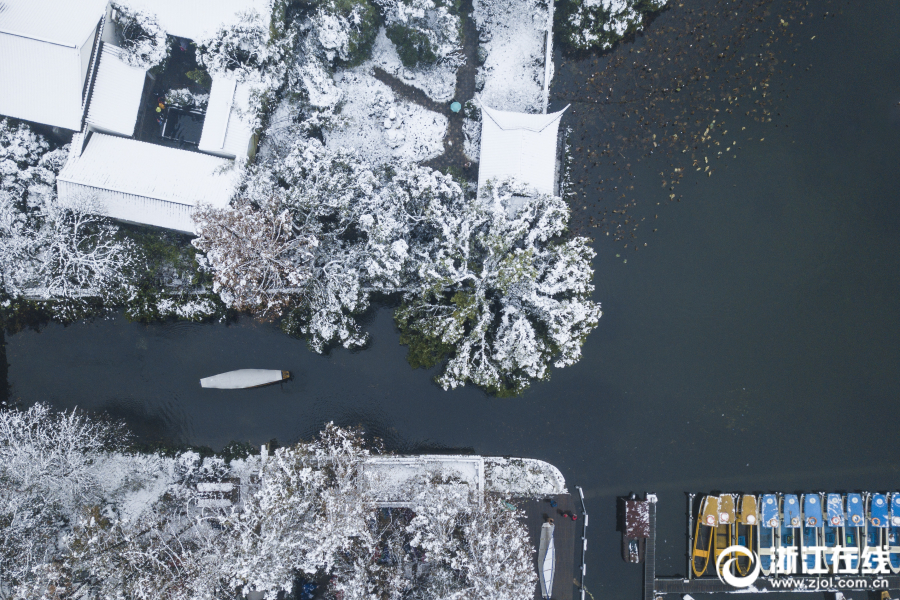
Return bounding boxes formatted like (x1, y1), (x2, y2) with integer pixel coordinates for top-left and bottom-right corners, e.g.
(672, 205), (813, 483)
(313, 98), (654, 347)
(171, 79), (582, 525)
(5, 1), (900, 598)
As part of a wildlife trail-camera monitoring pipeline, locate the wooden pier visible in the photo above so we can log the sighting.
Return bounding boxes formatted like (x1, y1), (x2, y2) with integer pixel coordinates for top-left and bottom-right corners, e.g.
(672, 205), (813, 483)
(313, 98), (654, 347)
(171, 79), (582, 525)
(515, 494), (577, 600)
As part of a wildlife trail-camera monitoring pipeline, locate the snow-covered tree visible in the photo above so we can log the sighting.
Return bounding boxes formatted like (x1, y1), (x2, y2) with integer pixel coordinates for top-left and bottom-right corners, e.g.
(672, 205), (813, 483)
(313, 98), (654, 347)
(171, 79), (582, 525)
(112, 2), (169, 69)
(0, 404), (125, 596)
(557, 0), (668, 52)
(192, 199), (317, 317)
(32, 193), (138, 310)
(396, 178), (602, 395)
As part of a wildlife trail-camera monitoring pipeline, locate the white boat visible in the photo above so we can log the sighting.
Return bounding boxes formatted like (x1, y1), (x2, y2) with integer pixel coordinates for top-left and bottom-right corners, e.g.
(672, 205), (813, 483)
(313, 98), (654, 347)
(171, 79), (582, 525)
(538, 521), (555, 599)
(200, 369), (290, 389)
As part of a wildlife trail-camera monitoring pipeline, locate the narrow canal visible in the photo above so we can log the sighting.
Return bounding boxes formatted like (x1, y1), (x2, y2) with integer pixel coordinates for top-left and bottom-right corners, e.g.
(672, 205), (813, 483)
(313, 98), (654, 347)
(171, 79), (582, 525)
(5, 1), (900, 598)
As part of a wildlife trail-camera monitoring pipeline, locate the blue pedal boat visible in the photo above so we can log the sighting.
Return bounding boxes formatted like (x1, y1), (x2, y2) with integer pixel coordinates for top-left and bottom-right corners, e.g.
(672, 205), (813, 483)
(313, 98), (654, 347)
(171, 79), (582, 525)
(866, 493), (889, 570)
(844, 493), (864, 571)
(758, 494), (779, 575)
(801, 494), (824, 573)
(889, 493), (900, 573)
(780, 494), (801, 574)
(823, 493), (844, 571)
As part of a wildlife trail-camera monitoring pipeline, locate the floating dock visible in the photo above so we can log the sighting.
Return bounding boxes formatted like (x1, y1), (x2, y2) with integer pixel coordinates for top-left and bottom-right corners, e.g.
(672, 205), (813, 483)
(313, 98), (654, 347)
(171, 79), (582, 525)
(642, 493), (900, 598)
(517, 493), (577, 600)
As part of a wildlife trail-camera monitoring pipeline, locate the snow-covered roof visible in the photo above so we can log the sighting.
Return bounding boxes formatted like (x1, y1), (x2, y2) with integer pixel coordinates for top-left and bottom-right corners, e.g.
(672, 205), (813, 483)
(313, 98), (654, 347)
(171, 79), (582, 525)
(118, 0), (270, 41)
(85, 45), (147, 136)
(476, 104), (569, 197)
(0, 0), (107, 130)
(364, 455), (484, 507)
(58, 132), (239, 207)
(198, 74), (254, 159)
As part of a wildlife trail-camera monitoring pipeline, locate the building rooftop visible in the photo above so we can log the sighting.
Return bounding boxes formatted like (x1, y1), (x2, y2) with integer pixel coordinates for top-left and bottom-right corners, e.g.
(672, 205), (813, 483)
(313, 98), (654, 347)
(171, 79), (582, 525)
(85, 45), (146, 136)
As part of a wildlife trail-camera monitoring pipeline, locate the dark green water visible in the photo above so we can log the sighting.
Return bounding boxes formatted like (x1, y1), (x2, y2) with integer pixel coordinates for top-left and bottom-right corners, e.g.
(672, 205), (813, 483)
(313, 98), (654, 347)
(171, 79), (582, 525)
(6, 1), (900, 598)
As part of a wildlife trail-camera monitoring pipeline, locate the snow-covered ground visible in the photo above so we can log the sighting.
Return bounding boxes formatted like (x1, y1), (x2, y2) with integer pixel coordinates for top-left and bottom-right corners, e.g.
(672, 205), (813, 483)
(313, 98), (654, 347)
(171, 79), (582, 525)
(474, 0), (551, 113)
(325, 68), (448, 164)
(368, 27), (459, 103)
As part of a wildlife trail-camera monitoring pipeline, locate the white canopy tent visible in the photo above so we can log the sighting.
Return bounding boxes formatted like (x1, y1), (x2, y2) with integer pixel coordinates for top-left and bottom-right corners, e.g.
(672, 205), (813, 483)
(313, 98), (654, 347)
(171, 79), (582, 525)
(476, 103), (569, 198)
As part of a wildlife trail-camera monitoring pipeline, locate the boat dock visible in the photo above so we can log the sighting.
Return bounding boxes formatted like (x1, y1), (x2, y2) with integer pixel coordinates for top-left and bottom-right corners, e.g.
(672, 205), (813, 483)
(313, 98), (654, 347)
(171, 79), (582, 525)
(642, 493), (900, 598)
(516, 493), (577, 600)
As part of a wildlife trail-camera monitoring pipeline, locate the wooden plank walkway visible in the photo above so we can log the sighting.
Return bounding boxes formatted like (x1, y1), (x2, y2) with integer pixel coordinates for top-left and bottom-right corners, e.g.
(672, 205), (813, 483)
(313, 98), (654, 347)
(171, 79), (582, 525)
(643, 498), (657, 600)
(514, 494), (577, 600)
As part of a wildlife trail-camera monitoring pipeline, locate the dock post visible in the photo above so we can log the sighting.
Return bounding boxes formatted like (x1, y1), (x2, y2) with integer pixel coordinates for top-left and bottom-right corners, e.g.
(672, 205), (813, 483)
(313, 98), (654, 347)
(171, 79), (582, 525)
(576, 486), (588, 600)
(644, 493), (657, 600)
(687, 493), (695, 582)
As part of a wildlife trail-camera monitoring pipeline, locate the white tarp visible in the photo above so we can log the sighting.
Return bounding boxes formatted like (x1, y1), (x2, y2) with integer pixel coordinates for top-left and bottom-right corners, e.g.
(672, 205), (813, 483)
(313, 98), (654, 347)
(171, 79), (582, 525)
(86, 45), (147, 136)
(200, 369), (285, 389)
(476, 103), (568, 198)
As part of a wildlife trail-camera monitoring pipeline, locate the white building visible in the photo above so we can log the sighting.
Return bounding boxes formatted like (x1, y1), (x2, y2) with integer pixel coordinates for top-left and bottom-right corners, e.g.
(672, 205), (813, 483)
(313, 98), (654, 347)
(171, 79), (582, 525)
(0, 0), (266, 233)
(477, 103), (569, 199)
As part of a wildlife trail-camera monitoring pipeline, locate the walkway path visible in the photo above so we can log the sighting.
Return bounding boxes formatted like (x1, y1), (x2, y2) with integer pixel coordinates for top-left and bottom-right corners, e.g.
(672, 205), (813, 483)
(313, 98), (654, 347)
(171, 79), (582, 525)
(372, 0), (480, 176)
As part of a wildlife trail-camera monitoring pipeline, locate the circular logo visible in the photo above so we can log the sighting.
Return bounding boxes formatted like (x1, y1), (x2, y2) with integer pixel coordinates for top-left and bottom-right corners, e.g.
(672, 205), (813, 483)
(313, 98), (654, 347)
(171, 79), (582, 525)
(746, 515), (756, 524)
(720, 512), (731, 523)
(810, 497), (817, 504)
(768, 517), (778, 527)
(716, 545), (761, 588)
(893, 516), (900, 526)
(877, 498), (885, 506)
(706, 514), (716, 526)
(831, 516), (841, 526)
(766, 497), (774, 505)
(852, 497), (859, 504)
(873, 517), (881, 526)
(852, 514), (862, 524)
(807, 517), (817, 526)
(791, 516), (800, 526)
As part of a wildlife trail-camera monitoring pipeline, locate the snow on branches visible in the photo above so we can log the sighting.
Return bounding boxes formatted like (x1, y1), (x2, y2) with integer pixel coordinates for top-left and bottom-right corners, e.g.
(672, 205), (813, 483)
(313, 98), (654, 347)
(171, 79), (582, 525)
(558, 0), (668, 52)
(191, 137), (600, 393)
(396, 178), (603, 395)
(112, 2), (169, 69)
(192, 200), (316, 317)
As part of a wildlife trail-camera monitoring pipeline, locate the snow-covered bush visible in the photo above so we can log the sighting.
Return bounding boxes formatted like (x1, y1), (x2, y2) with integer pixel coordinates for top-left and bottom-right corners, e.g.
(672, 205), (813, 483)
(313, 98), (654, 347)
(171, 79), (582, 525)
(164, 88), (210, 110)
(376, 0), (462, 68)
(0, 118), (65, 208)
(557, 0), (668, 52)
(112, 2), (169, 69)
(312, 0), (381, 65)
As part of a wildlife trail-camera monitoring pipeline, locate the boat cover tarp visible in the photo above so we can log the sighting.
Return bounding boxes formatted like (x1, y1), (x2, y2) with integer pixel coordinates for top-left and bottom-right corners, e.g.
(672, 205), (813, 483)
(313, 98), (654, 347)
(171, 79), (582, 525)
(700, 496), (719, 527)
(803, 494), (823, 526)
(718, 494), (736, 524)
(892, 494), (900, 526)
(625, 501), (650, 538)
(847, 493), (864, 526)
(761, 494), (779, 528)
(738, 495), (758, 525)
(200, 369), (284, 389)
(871, 494), (889, 527)
(784, 494), (801, 528)
(827, 494), (845, 526)
(538, 522), (555, 599)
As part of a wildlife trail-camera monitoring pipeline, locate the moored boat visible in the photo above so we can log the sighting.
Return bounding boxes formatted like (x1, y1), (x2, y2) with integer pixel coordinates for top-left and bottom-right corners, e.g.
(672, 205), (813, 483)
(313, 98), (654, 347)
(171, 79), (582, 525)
(692, 495), (719, 577)
(758, 493), (779, 575)
(538, 521), (556, 599)
(200, 369), (291, 389)
(889, 493), (900, 573)
(866, 493), (889, 571)
(844, 493), (864, 571)
(779, 494), (801, 574)
(823, 493), (844, 572)
(801, 493), (824, 573)
(714, 494), (736, 576)
(736, 494), (758, 576)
